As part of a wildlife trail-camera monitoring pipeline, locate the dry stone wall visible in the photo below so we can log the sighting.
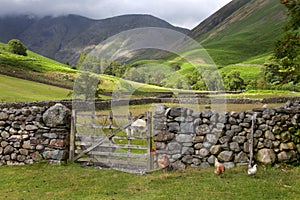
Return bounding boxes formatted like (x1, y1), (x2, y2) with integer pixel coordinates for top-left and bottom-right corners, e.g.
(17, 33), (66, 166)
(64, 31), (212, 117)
(1, 97), (300, 168)
(0, 103), (70, 165)
(1, 96), (299, 110)
(153, 101), (300, 170)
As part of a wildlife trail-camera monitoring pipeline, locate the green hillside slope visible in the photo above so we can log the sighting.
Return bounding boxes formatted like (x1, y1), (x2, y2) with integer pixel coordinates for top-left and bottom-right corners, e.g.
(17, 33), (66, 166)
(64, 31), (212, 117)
(190, 0), (286, 65)
(0, 74), (70, 102)
(0, 42), (73, 102)
(0, 42), (175, 102)
(0, 42), (76, 89)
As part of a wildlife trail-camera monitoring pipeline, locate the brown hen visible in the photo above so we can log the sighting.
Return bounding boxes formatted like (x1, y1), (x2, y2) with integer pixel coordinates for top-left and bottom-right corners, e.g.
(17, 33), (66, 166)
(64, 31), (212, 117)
(214, 158), (225, 175)
(158, 154), (170, 171)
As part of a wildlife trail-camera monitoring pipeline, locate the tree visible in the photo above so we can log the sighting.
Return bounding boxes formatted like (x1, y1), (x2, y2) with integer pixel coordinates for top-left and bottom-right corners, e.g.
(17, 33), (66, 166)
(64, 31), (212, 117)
(8, 39), (27, 56)
(264, 0), (300, 88)
(72, 72), (102, 100)
(224, 71), (245, 91)
(104, 61), (128, 77)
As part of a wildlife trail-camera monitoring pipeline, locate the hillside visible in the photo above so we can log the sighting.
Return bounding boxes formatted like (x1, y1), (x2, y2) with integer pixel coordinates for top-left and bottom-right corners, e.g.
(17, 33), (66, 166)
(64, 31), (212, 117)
(126, 0), (289, 91)
(0, 74), (70, 102)
(0, 42), (76, 89)
(0, 14), (189, 65)
(189, 0), (249, 39)
(0, 41), (176, 102)
(189, 0), (287, 65)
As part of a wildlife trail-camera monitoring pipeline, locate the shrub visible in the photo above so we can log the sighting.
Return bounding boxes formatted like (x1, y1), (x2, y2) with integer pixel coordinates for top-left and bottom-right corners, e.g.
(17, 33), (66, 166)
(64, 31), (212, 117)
(224, 70), (245, 91)
(8, 39), (27, 56)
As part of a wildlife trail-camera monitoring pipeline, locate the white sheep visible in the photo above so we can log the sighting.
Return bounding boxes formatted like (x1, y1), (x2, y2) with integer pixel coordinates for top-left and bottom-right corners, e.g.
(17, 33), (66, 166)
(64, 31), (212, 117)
(126, 119), (147, 136)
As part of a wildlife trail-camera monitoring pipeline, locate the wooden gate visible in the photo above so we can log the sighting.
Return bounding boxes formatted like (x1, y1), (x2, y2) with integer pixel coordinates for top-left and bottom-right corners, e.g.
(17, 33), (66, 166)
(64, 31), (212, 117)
(69, 110), (154, 174)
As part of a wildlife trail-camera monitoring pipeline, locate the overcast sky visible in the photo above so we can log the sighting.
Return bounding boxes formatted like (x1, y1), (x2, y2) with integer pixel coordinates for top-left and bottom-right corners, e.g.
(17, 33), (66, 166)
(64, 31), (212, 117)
(0, 0), (232, 29)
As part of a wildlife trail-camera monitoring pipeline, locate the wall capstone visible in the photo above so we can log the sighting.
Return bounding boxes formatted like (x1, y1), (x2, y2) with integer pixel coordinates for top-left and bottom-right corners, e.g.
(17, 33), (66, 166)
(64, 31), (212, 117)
(43, 103), (70, 127)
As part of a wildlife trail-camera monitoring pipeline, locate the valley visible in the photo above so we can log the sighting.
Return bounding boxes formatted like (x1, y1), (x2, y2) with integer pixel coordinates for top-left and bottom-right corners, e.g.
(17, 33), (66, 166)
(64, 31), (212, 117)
(0, 1), (299, 200)
(0, 0), (298, 103)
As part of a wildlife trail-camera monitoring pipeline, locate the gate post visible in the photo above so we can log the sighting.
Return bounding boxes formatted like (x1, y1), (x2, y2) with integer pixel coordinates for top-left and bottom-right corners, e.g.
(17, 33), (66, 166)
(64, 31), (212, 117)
(146, 111), (154, 171)
(69, 109), (76, 163)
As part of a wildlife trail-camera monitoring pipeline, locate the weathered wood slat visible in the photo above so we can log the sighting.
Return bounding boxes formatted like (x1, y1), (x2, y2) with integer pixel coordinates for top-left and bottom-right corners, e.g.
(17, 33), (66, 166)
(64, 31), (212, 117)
(75, 135), (107, 141)
(76, 134), (108, 138)
(101, 160), (147, 168)
(104, 144), (147, 150)
(77, 158), (147, 166)
(112, 135), (148, 140)
(76, 113), (108, 118)
(76, 113), (129, 119)
(76, 123), (118, 129)
(146, 111), (154, 170)
(75, 142), (148, 150)
(75, 135), (107, 140)
(75, 135), (147, 142)
(88, 151), (147, 159)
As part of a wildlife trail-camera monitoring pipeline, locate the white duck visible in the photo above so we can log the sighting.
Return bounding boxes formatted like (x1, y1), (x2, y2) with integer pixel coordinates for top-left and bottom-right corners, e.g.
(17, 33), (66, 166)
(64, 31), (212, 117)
(248, 164), (257, 175)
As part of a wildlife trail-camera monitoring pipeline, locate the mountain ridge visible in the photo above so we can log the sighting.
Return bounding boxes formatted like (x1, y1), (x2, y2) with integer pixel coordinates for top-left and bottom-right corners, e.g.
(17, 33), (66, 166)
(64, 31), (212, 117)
(0, 0), (288, 66)
(0, 14), (189, 65)
(189, 0), (249, 39)
(189, 0), (287, 65)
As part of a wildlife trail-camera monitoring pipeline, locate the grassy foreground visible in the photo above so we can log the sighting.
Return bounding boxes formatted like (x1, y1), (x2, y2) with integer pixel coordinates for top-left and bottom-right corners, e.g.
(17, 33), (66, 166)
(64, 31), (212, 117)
(0, 163), (299, 200)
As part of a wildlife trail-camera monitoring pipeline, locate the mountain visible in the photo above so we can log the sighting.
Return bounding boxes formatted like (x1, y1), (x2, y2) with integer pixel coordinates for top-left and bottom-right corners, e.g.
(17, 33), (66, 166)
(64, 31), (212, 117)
(0, 0), (287, 67)
(189, 0), (287, 65)
(0, 14), (189, 65)
(189, 0), (249, 39)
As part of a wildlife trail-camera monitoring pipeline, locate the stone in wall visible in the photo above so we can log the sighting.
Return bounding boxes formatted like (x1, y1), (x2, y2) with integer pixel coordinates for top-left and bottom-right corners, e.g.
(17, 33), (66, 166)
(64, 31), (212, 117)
(167, 142), (181, 154)
(195, 124), (210, 135)
(257, 149), (277, 164)
(234, 151), (249, 163)
(168, 122), (180, 132)
(169, 106), (187, 118)
(154, 130), (174, 142)
(210, 145), (221, 155)
(0, 113), (8, 121)
(218, 151), (233, 162)
(43, 103), (70, 127)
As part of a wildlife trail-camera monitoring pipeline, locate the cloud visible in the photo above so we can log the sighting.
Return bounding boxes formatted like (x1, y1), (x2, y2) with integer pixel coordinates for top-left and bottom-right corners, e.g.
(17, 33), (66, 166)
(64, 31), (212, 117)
(0, 0), (232, 29)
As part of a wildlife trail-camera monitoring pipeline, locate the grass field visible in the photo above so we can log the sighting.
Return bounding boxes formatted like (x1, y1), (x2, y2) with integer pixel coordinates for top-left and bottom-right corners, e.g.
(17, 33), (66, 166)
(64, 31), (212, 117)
(221, 90), (300, 100)
(0, 74), (70, 102)
(0, 163), (299, 200)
